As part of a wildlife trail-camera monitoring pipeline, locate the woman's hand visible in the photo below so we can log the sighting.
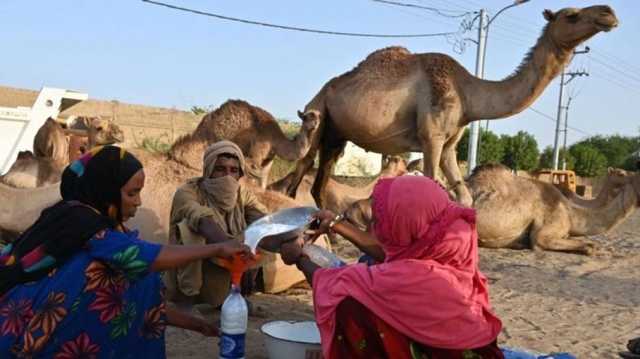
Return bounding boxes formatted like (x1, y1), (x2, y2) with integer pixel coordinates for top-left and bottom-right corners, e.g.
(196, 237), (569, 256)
(304, 210), (337, 242)
(213, 240), (254, 260)
(195, 319), (220, 337)
(280, 236), (304, 265)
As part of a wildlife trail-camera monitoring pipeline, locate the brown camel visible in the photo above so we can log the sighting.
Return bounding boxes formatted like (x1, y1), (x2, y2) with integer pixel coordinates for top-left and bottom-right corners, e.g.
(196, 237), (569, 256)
(342, 165), (639, 255)
(168, 100), (319, 189)
(287, 5), (618, 208)
(268, 155), (407, 214)
(559, 167), (632, 208)
(0, 117), (124, 188)
(409, 157), (632, 207)
(468, 163), (640, 255)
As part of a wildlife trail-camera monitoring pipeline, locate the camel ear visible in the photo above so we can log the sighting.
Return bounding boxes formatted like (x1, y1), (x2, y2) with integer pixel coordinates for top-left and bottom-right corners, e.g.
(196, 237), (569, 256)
(543, 9), (555, 22)
(297, 110), (305, 120)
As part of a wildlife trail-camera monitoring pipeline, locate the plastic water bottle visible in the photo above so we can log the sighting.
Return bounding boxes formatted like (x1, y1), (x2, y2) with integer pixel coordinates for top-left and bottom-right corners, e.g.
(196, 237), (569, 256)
(219, 284), (247, 359)
(302, 244), (346, 268)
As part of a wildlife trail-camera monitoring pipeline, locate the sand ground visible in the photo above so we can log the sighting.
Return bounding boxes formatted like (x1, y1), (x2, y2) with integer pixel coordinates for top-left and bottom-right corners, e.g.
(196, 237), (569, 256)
(166, 210), (640, 358)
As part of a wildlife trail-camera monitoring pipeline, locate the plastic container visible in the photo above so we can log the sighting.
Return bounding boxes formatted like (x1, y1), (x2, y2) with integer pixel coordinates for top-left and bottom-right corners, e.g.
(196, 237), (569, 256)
(261, 320), (322, 359)
(501, 347), (576, 359)
(220, 284), (248, 359)
(302, 244), (346, 268)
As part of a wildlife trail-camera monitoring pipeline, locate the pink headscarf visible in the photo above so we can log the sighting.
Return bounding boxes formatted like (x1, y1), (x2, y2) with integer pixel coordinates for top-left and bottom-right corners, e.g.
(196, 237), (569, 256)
(312, 176), (502, 357)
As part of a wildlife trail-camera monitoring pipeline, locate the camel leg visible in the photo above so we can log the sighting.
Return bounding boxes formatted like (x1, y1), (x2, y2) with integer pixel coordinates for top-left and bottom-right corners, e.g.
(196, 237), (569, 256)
(530, 221), (596, 255)
(419, 134), (445, 188)
(440, 129), (473, 207)
(285, 149), (317, 198)
(312, 139), (346, 208)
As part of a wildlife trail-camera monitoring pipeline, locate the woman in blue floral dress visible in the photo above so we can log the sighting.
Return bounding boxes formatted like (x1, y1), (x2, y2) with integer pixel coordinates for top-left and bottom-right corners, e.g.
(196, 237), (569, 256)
(0, 146), (251, 358)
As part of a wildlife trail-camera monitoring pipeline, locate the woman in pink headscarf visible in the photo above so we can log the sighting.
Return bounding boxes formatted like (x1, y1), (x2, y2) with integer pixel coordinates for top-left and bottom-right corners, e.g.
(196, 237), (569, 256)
(280, 176), (503, 359)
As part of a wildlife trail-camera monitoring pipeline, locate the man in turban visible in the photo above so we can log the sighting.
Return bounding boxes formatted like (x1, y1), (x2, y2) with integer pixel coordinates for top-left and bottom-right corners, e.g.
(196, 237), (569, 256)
(165, 140), (268, 311)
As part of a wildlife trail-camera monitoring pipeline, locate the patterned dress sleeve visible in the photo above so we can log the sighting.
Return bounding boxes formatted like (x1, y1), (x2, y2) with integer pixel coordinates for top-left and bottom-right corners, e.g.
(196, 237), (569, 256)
(87, 229), (162, 280)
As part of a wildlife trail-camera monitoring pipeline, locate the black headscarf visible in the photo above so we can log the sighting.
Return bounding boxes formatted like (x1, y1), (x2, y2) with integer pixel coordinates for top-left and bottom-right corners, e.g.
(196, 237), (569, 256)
(0, 146), (143, 294)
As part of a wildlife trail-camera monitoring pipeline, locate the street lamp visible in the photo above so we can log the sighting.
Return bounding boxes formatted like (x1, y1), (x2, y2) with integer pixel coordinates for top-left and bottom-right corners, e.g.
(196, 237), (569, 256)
(466, 0), (530, 176)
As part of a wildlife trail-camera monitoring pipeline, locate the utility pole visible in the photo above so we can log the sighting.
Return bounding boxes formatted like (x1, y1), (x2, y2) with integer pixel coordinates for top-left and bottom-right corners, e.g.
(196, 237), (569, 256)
(551, 50), (589, 170)
(466, 8), (487, 176)
(561, 96), (573, 170)
(467, 0), (530, 176)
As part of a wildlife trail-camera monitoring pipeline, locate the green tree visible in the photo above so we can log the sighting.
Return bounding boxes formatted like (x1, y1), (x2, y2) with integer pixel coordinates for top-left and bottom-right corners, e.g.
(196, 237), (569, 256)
(190, 106), (209, 115)
(569, 144), (608, 177)
(538, 146), (575, 170)
(501, 131), (539, 171)
(578, 134), (640, 168)
(456, 128), (504, 164)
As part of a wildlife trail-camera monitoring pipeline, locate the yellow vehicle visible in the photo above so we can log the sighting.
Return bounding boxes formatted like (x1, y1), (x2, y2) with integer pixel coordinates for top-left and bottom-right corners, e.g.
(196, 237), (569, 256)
(533, 169), (577, 193)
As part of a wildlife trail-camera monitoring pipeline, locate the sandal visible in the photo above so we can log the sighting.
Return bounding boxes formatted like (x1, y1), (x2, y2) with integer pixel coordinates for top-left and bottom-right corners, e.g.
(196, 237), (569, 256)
(629, 338), (640, 354)
(619, 337), (640, 358)
(619, 352), (640, 359)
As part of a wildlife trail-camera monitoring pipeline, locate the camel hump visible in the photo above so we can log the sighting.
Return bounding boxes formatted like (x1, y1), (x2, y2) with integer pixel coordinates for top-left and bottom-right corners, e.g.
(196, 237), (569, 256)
(358, 46), (412, 67)
(364, 46), (411, 61)
(197, 99), (279, 137)
(340, 46), (415, 80)
(469, 163), (513, 180)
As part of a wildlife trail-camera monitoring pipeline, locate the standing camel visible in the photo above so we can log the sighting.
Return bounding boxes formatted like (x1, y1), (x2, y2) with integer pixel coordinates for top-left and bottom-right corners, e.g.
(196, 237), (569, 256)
(287, 5), (618, 207)
(168, 100), (319, 188)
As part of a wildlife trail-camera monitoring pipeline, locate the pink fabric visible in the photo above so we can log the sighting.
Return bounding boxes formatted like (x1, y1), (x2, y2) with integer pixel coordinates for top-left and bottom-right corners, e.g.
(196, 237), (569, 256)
(313, 176), (502, 358)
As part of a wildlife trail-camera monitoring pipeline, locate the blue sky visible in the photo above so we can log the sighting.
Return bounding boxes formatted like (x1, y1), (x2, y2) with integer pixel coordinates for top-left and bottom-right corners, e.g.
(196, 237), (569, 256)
(1, 0), (638, 149)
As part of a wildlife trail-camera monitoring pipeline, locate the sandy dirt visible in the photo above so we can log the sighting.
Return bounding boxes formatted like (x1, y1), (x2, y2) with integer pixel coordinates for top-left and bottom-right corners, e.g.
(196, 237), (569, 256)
(166, 211), (640, 358)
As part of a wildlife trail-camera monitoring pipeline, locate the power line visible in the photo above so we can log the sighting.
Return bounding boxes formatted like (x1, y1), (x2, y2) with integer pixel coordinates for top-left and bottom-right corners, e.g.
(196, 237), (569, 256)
(587, 55), (640, 86)
(528, 106), (592, 136)
(590, 72), (640, 95)
(592, 49), (640, 77)
(141, 0), (458, 38)
(370, 0), (473, 18)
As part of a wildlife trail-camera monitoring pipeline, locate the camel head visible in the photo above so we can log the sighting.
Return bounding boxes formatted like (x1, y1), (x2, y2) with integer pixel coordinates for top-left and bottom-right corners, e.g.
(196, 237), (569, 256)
(242, 158), (267, 188)
(542, 5), (618, 50)
(297, 109), (322, 132)
(87, 117), (125, 147)
(343, 197), (373, 232)
(381, 155), (408, 177)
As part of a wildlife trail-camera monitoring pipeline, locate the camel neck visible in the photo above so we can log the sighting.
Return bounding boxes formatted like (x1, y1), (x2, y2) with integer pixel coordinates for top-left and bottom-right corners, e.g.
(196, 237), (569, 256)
(568, 183), (638, 236)
(461, 32), (572, 121)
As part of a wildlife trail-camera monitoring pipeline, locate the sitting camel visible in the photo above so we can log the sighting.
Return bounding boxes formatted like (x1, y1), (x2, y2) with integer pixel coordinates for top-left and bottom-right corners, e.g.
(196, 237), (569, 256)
(286, 5), (618, 208)
(0, 117), (124, 188)
(168, 100), (319, 189)
(559, 167), (633, 208)
(268, 155), (407, 214)
(342, 164), (639, 255)
(409, 157), (633, 208)
(468, 163), (640, 254)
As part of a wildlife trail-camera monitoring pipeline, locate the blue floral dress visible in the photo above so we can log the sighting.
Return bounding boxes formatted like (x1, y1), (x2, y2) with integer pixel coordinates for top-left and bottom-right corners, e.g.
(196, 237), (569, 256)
(0, 229), (165, 358)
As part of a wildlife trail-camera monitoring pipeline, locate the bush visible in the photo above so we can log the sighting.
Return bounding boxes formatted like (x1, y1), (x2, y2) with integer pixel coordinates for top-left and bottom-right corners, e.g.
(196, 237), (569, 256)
(538, 146), (575, 170)
(500, 131), (539, 171)
(138, 136), (171, 154)
(569, 144), (608, 177)
(456, 127), (504, 165)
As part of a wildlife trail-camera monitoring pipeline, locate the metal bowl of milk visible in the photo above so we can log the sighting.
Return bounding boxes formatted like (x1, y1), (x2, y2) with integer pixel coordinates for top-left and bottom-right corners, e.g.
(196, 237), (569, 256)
(244, 206), (318, 253)
(261, 320), (321, 358)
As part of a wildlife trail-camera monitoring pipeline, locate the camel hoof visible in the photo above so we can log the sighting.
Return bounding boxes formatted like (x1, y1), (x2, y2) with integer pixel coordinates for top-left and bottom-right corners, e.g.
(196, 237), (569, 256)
(582, 243), (598, 256)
